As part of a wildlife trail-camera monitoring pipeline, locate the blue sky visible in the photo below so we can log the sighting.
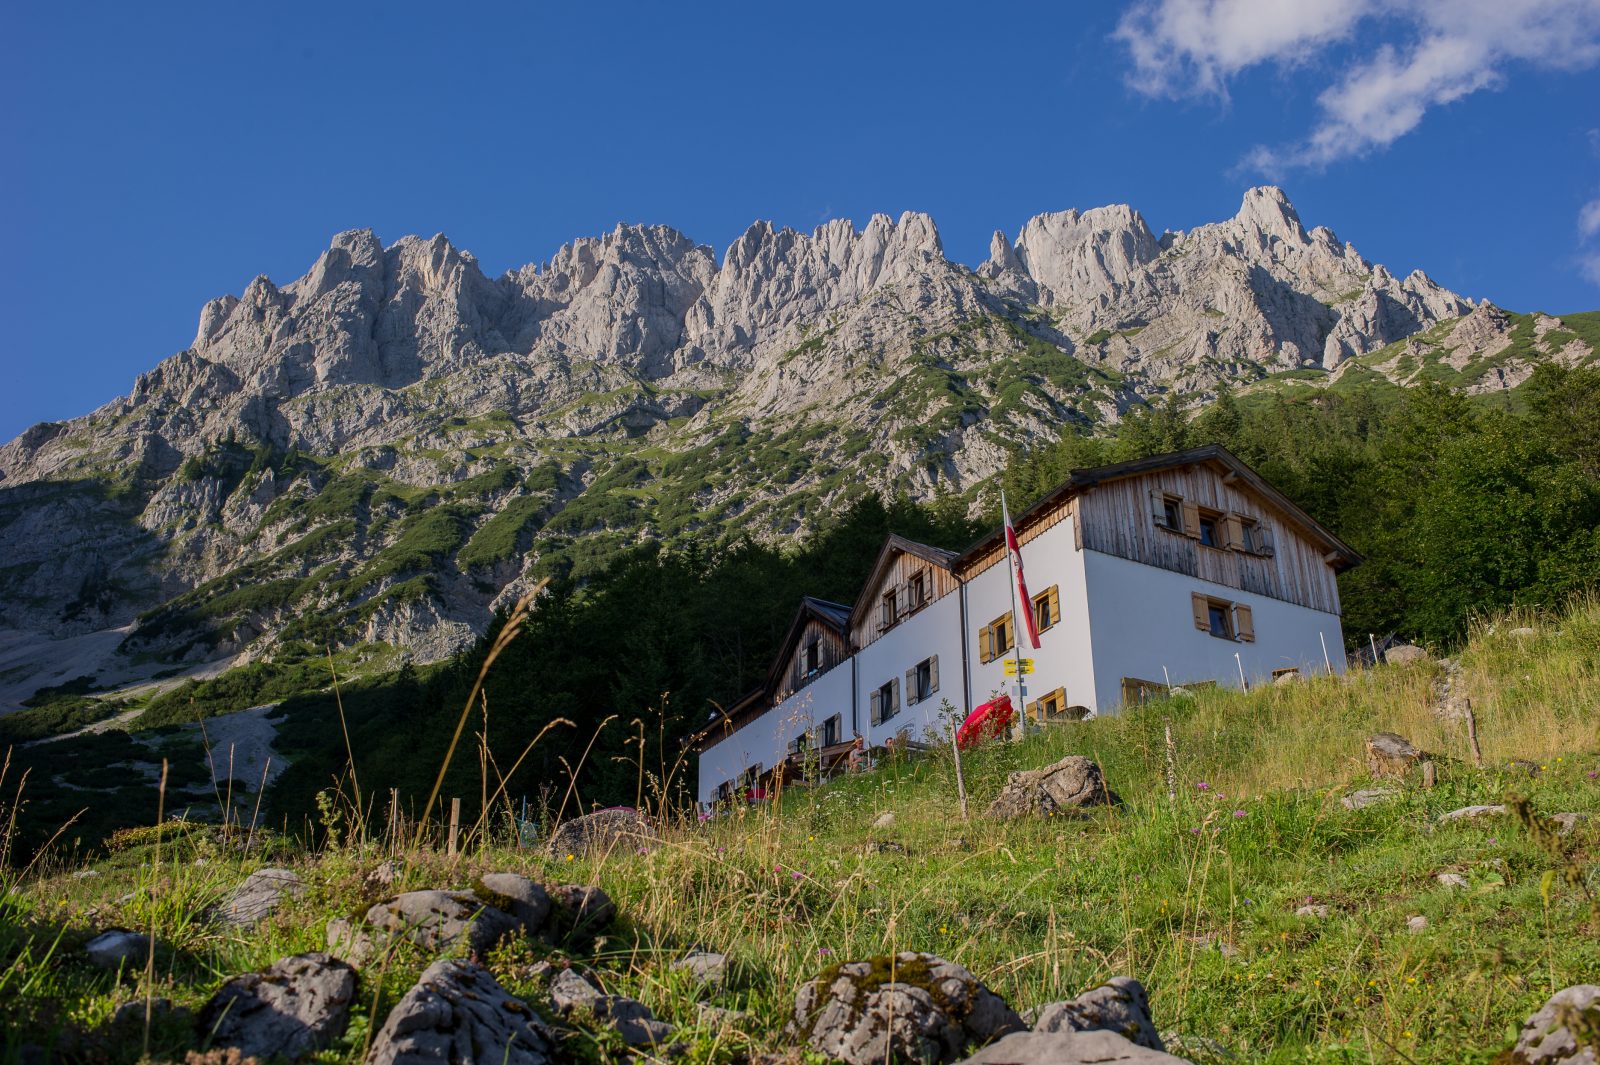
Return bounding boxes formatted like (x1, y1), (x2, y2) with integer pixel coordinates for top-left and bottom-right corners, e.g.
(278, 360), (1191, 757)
(4, 0), (1599, 442)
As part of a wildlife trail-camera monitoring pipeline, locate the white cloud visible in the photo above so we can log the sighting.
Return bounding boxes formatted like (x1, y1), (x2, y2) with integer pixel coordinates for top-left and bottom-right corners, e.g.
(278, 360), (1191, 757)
(1116, 0), (1600, 171)
(1581, 199), (1600, 288)
(1581, 199), (1600, 241)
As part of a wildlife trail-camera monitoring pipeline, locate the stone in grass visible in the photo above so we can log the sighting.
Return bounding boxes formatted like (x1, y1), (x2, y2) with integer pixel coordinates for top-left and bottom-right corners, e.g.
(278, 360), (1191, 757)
(671, 950), (729, 991)
(1438, 804), (1506, 824)
(199, 952), (356, 1060)
(987, 756), (1117, 819)
(216, 867), (305, 927)
(1502, 984), (1600, 1065)
(474, 873), (551, 933)
(1365, 733), (1424, 778)
(86, 930), (151, 971)
(546, 807), (658, 860)
(549, 968), (674, 1047)
(366, 958), (556, 1065)
(1551, 813), (1589, 837)
(789, 951), (1024, 1065)
(1383, 645), (1430, 666)
(956, 1030), (1193, 1063)
(326, 916), (376, 968)
(1295, 904), (1331, 919)
(364, 889), (523, 957)
(1341, 788), (1397, 811)
(1436, 872), (1470, 889)
(1407, 915), (1428, 933)
(1031, 977), (1164, 1051)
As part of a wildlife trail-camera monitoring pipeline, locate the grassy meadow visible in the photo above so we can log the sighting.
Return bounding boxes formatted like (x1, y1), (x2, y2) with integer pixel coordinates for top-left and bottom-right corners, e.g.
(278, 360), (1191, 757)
(3, 599), (1598, 1063)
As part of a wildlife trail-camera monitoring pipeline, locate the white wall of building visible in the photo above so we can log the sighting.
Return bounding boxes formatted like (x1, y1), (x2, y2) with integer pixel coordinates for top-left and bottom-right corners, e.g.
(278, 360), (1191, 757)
(963, 517), (1098, 715)
(695, 664), (854, 804)
(853, 591), (965, 747)
(1080, 548), (1345, 707)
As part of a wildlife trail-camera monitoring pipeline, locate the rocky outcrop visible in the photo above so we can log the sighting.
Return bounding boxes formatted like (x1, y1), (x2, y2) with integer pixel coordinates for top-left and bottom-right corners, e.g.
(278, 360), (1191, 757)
(1031, 977), (1164, 1050)
(1501, 984), (1600, 1064)
(956, 1030), (1193, 1064)
(365, 959), (556, 1065)
(214, 867), (304, 928)
(199, 952), (356, 1060)
(986, 756), (1117, 818)
(788, 952), (1024, 1065)
(1365, 733), (1424, 778)
(546, 808), (658, 859)
(548, 968), (674, 1047)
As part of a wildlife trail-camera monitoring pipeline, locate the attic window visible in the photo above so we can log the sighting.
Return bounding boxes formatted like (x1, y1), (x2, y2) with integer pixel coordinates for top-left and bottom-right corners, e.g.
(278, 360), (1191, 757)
(1197, 512), (1220, 548)
(804, 640), (820, 676)
(908, 571), (928, 611)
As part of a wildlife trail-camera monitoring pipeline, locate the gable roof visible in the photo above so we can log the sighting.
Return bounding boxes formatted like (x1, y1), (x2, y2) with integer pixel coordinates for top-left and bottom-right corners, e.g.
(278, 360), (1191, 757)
(846, 534), (959, 632)
(955, 444), (1362, 572)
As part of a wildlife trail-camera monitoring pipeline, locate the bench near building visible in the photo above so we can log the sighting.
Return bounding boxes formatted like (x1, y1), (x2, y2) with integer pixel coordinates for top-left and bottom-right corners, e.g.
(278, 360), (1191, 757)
(690, 445), (1360, 807)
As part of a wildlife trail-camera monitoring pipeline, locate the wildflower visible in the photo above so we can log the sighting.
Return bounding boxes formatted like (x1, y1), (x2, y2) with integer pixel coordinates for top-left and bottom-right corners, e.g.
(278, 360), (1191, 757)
(1196, 782), (1210, 791)
(1232, 810), (1247, 818)
(565, 854), (575, 862)
(1403, 1031), (1414, 1038)
(792, 871), (802, 880)
(1588, 771), (1597, 779)
(1406, 976), (1416, 984)
(1190, 828), (1201, 834)
(1487, 837), (1497, 845)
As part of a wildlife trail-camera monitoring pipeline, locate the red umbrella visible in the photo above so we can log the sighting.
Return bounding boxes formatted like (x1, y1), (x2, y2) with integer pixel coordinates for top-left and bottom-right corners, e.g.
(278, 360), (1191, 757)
(957, 694), (1014, 750)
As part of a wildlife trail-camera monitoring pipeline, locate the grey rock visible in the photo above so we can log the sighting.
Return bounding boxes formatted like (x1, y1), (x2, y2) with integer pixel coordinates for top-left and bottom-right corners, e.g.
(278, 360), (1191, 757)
(549, 968), (674, 1046)
(697, 1003), (747, 1027)
(672, 950), (729, 990)
(987, 756), (1116, 819)
(1438, 804), (1506, 824)
(200, 952), (356, 1060)
(475, 873), (551, 932)
(326, 916), (376, 968)
(789, 951), (1024, 1065)
(72, 869), (100, 879)
(1552, 813), (1588, 837)
(216, 867), (305, 927)
(1365, 733), (1423, 777)
(1407, 915), (1428, 933)
(546, 808), (658, 859)
(956, 1030), (1193, 1063)
(1295, 904), (1331, 919)
(364, 889), (522, 956)
(1436, 872), (1469, 889)
(1032, 977), (1163, 1050)
(1505, 984), (1600, 1064)
(873, 811), (898, 829)
(85, 930), (150, 971)
(366, 959), (555, 1065)
(1383, 645), (1430, 666)
(367, 859), (403, 888)
(1341, 788), (1398, 811)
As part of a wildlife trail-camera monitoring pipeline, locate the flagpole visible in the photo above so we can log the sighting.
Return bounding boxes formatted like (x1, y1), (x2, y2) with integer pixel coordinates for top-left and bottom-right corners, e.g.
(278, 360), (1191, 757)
(1002, 489), (1028, 741)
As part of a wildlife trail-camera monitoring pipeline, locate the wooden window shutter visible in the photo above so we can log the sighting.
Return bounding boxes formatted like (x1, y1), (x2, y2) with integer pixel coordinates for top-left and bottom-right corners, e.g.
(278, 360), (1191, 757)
(1150, 489), (1167, 525)
(904, 667), (919, 706)
(928, 655), (939, 694)
(1025, 697), (1039, 721)
(891, 677), (901, 715)
(1182, 502), (1202, 539)
(1047, 586), (1061, 625)
(869, 689), (881, 726)
(1234, 604), (1255, 642)
(1190, 592), (1209, 631)
(978, 623), (993, 664)
(1224, 515), (1246, 551)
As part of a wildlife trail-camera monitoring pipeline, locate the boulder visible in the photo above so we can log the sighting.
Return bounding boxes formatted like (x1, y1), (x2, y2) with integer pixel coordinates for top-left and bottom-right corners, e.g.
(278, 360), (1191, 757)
(672, 950), (729, 991)
(1341, 788), (1397, 811)
(216, 867), (305, 927)
(546, 884), (616, 943)
(364, 890), (523, 956)
(366, 959), (556, 1065)
(326, 916), (377, 968)
(987, 756), (1116, 819)
(200, 952), (356, 1060)
(546, 808), (658, 859)
(789, 951), (1024, 1065)
(475, 873), (551, 932)
(85, 930), (150, 971)
(1552, 813), (1589, 837)
(956, 1030), (1192, 1063)
(1384, 645), (1430, 666)
(548, 968), (674, 1046)
(1365, 733), (1423, 778)
(1031, 977), (1163, 1050)
(1503, 984), (1600, 1064)
(1438, 804), (1506, 824)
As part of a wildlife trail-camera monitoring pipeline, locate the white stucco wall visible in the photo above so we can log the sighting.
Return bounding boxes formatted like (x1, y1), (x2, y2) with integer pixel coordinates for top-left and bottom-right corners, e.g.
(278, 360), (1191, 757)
(695, 664), (854, 804)
(1080, 548), (1345, 708)
(853, 591), (965, 746)
(963, 517), (1097, 715)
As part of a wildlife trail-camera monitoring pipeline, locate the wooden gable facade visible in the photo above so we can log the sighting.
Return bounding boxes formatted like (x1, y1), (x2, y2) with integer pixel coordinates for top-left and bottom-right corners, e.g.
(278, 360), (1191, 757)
(847, 535), (961, 650)
(772, 598), (853, 702)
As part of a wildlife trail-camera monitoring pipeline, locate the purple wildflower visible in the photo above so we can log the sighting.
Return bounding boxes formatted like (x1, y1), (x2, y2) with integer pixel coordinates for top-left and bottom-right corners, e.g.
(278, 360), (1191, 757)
(1196, 782), (1210, 791)
(1233, 810), (1247, 818)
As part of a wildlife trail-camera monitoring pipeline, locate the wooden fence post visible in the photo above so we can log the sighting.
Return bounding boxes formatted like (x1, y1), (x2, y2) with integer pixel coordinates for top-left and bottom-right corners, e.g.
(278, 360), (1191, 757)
(447, 797), (461, 857)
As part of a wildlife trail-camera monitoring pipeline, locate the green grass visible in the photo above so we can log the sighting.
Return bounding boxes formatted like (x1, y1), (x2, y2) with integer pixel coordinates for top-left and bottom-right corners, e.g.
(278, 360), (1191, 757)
(3, 599), (1597, 1062)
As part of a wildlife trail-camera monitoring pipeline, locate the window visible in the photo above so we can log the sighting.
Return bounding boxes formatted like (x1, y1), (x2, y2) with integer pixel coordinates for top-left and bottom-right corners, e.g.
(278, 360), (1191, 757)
(880, 590), (898, 628)
(1197, 513), (1220, 548)
(821, 714), (841, 747)
(904, 655), (939, 705)
(1190, 593), (1256, 642)
(804, 640), (820, 676)
(908, 571), (928, 611)
(1153, 490), (1183, 531)
(1027, 686), (1071, 722)
(870, 678), (901, 725)
(978, 614), (1014, 663)
(1031, 585), (1061, 633)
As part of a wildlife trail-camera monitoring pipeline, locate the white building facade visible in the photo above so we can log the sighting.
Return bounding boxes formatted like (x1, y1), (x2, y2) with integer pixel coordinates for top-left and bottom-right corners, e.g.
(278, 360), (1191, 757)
(692, 445), (1358, 805)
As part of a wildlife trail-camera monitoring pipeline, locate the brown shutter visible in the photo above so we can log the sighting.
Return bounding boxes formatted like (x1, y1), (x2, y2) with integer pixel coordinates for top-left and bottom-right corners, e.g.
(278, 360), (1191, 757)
(1047, 586), (1061, 625)
(1182, 502), (1202, 539)
(1151, 489), (1168, 526)
(1224, 515), (1245, 551)
(978, 624), (993, 664)
(904, 666), (919, 706)
(1191, 592), (1209, 630)
(928, 655), (940, 694)
(869, 689), (881, 726)
(1234, 604), (1255, 642)
(1025, 697), (1039, 722)
(891, 677), (901, 715)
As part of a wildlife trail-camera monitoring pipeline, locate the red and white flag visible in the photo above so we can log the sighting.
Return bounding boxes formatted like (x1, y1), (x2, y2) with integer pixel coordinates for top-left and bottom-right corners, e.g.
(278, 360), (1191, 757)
(1003, 491), (1041, 650)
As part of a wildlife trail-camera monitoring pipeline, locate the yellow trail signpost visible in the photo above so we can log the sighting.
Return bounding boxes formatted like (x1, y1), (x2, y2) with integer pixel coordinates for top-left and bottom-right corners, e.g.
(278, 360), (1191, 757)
(1003, 658), (1034, 677)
